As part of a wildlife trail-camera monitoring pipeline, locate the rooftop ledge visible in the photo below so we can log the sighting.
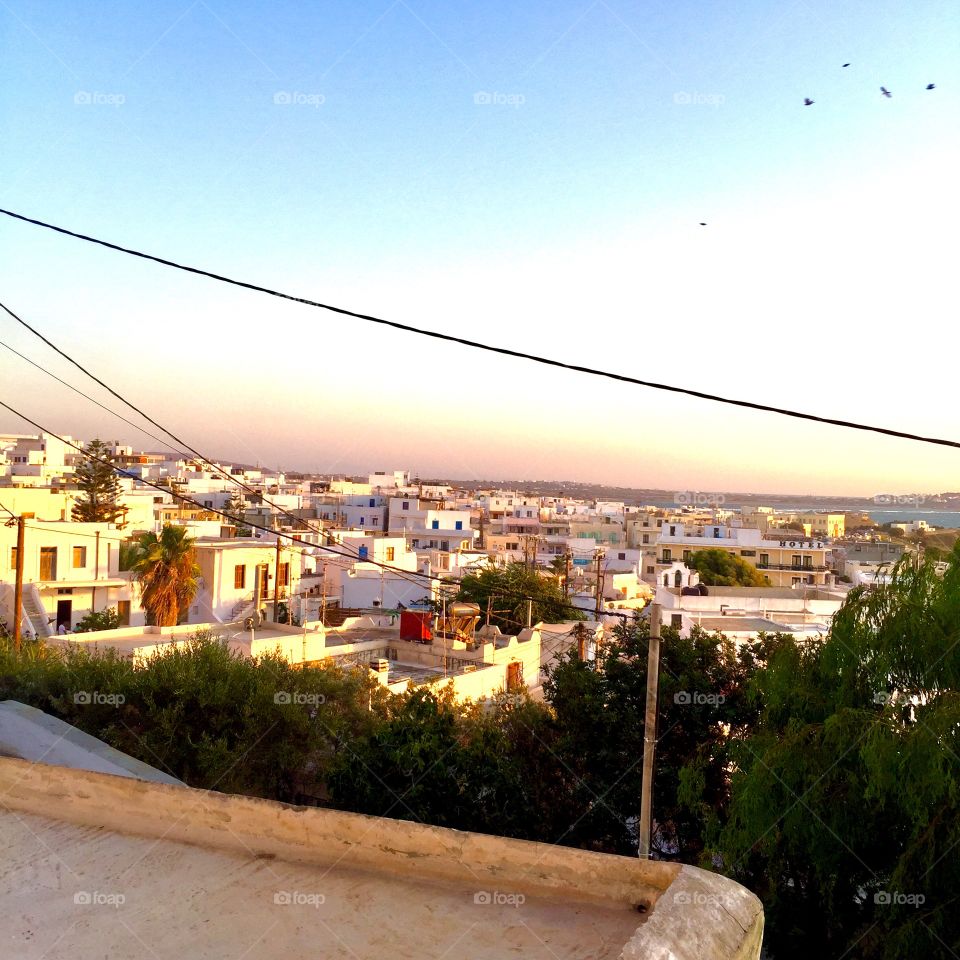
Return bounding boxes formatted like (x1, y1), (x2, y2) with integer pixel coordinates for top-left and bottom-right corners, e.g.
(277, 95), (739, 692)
(0, 757), (762, 960)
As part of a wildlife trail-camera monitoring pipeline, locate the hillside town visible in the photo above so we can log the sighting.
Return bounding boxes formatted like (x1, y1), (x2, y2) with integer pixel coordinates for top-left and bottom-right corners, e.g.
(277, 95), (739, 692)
(0, 430), (940, 704)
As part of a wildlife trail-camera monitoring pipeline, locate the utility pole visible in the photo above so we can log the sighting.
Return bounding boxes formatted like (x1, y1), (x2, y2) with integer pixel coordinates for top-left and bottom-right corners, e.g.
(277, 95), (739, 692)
(639, 602), (662, 859)
(574, 620), (588, 660)
(594, 550), (605, 617)
(12, 516), (25, 652)
(564, 551), (572, 598)
(273, 536), (282, 622)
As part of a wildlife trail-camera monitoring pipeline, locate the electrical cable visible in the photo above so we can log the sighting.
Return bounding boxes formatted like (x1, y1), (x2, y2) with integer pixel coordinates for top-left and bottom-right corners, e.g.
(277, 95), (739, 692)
(2, 206), (959, 450)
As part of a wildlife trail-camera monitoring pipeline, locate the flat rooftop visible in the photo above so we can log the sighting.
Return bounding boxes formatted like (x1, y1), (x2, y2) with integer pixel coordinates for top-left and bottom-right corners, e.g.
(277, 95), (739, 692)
(0, 758), (765, 959)
(1, 810), (638, 960)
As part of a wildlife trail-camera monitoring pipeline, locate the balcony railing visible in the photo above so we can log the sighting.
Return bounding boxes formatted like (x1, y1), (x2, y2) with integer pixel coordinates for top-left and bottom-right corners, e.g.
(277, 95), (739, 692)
(756, 563), (829, 572)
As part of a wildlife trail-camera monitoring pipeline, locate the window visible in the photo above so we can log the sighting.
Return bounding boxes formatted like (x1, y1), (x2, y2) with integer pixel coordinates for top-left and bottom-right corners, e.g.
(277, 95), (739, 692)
(803, 556), (812, 568)
(792, 577), (802, 585)
(671, 614), (683, 628)
(278, 563), (290, 588)
(40, 547), (57, 580)
(682, 550), (691, 562)
(642, 534), (649, 544)
(662, 549), (672, 562)
(371, 516), (378, 526)
(618, 552), (626, 560)
(431, 520), (440, 529)
(402, 501), (410, 511)
(441, 540), (449, 551)
(204, 500), (213, 509)
(10, 546), (17, 571)
(455, 520), (463, 530)
(369, 498), (376, 507)
(359, 546), (368, 560)
(72, 546), (86, 568)
(741, 550), (755, 558)
(385, 547), (395, 562)
(792, 555), (802, 568)
(759, 553), (769, 567)
(669, 525), (676, 536)
(713, 527), (721, 538)
(646, 566), (655, 574)
(234, 565), (246, 589)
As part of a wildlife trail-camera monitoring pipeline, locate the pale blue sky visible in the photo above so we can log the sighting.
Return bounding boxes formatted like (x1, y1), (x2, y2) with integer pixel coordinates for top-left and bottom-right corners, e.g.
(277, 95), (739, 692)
(1, 0), (958, 494)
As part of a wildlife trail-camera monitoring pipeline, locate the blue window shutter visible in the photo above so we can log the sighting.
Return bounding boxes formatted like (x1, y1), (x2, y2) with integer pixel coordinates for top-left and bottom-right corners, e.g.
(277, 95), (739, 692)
(359, 546), (368, 560)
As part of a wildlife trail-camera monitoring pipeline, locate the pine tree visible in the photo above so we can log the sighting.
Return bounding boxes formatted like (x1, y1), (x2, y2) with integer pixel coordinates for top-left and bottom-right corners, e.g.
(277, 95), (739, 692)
(71, 438), (123, 522)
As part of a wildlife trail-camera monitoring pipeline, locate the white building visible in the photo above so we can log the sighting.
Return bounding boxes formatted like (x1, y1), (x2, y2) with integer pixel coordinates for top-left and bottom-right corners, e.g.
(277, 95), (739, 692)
(0, 520), (142, 636)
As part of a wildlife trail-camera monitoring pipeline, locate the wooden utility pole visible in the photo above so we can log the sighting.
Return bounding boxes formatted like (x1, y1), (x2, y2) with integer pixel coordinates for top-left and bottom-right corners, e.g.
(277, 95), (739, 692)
(639, 602), (662, 859)
(273, 537), (282, 622)
(594, 550), (604, 616)
(12, 516), (25, 651)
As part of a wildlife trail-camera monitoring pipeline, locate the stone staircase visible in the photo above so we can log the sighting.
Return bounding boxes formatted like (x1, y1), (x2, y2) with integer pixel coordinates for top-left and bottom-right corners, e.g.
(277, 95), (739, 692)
(22, 584), (53, 639)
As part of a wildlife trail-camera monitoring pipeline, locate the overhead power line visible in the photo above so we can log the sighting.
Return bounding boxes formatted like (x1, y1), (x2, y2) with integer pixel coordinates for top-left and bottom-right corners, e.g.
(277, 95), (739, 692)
(1, 206), (958, 451)
(0, 296), (470, 594)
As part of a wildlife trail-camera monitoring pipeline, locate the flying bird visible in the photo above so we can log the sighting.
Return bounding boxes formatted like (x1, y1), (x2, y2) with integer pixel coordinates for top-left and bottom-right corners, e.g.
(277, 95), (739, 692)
(804, 98), (814, 106)
(842, 63), (850, 67)
(926, 83), (936, 90)
(699, 222), (707, 226)
(881, 86), (892, 98)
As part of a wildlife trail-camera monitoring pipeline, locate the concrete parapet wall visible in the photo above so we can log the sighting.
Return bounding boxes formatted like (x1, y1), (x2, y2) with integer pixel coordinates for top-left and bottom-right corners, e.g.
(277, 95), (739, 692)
(0, 757), (762, 958)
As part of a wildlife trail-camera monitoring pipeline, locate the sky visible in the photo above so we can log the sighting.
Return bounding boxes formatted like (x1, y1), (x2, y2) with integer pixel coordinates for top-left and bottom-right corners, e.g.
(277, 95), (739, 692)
(1, 0), (959, 496)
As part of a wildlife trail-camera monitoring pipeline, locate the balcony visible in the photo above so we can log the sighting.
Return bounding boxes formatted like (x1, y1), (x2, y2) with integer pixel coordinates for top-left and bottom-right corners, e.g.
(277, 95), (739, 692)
(756, 563), (829, 572)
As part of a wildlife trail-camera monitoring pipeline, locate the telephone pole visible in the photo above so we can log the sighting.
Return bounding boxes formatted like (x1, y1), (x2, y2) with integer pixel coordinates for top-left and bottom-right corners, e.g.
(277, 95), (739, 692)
(594, 549), (605, 616)
(639, 602), (662, 859)
(12, 515), (25, 651)
(273, 536), (282, 622)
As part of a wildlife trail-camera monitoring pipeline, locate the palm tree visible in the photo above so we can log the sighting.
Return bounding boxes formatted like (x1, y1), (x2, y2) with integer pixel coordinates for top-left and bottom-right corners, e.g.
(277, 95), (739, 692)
(131, 525), (200, 626)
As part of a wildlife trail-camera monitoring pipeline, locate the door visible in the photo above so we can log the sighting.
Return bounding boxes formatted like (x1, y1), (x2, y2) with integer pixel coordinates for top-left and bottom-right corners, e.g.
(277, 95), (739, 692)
(40, 547), (57, 580)
(506, 660), (523, 692)
(117, 600), (131, 626)
(56, 599), (72, 631)
(257, 564), (270, 598)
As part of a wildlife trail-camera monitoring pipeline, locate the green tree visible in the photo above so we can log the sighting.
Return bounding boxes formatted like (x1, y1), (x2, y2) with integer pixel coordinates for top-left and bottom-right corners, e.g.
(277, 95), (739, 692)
(71, 439), (123, 522)
(687, 548), (770, 587)
(73, 607), (122, 633)
(543, 617), (771, 857)
(130, 525), (200, 626)
(719, 549), (960, 959)
(455, 560), (582, 631)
